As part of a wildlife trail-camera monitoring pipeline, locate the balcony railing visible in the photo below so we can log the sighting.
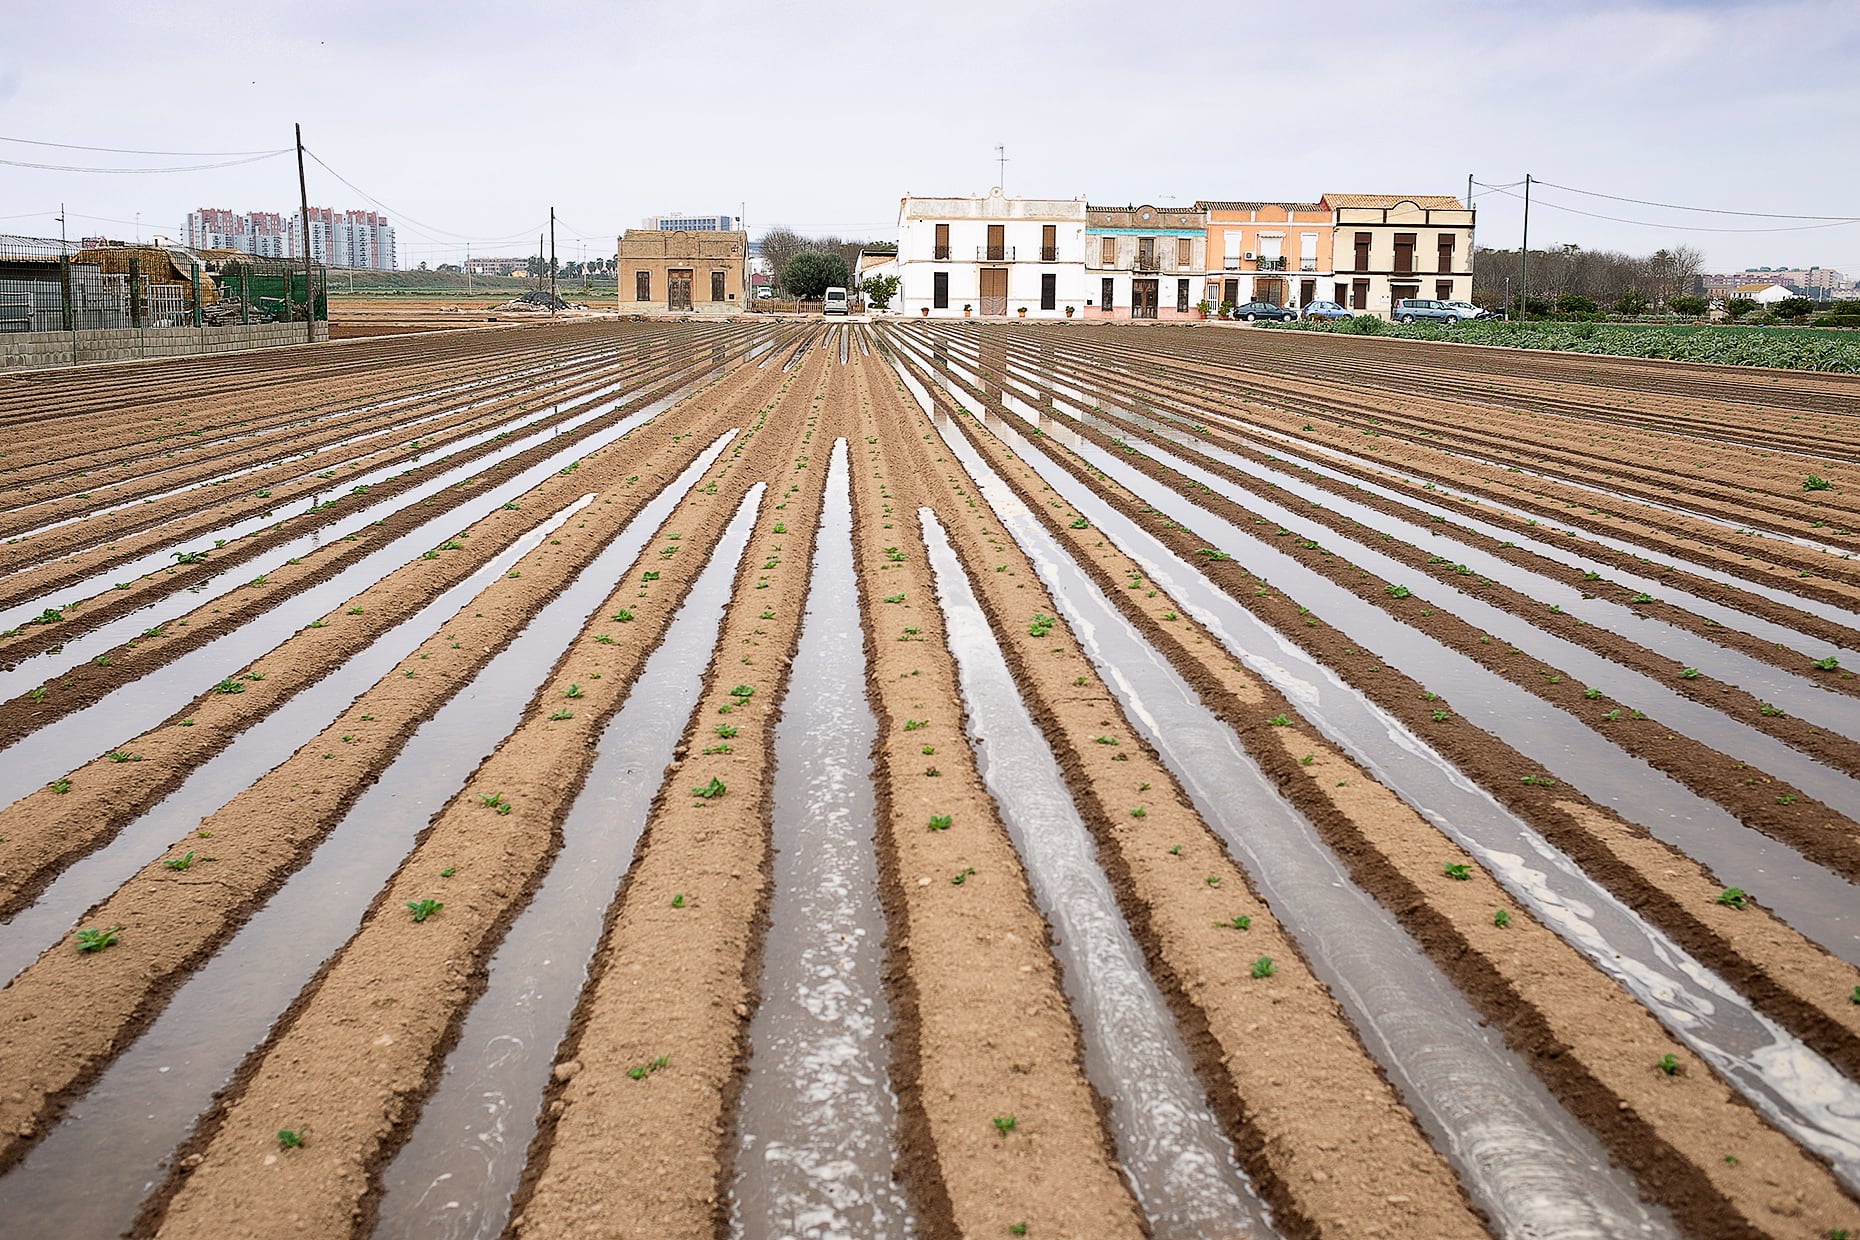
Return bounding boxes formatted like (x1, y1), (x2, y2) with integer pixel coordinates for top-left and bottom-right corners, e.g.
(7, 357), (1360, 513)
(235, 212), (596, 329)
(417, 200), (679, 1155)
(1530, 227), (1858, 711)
(1300, 258), (1318, 272)
(933, 245), (950, 260)
(1256, 256), (1288, 271)
(976, 246), (1015, 261)
(1040, 246), (1058, 262)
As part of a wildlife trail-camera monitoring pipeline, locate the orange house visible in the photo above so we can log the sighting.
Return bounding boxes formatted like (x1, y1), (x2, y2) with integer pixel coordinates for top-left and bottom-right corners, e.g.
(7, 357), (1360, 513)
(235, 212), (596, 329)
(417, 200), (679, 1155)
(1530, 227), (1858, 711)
(1197, 201), (1335, 311)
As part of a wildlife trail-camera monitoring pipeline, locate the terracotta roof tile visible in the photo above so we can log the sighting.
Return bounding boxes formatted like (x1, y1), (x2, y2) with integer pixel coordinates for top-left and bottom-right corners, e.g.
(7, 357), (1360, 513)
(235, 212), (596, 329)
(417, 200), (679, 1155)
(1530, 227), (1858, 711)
(1322, 194), (1466, 209)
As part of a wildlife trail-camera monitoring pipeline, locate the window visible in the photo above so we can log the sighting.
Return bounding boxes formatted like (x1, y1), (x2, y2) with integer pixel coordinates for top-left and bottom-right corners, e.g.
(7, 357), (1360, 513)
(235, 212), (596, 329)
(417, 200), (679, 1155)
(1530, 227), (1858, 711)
(1334, 281), (1348, 303)
(1137, 237), (1155, 269)
(986, 224), (1005, 261)
(1351, 279), (1369, 310)
(711, 271), (725, 302)
(1176, 237), (1192, 267)
(1223, 232), (1242, 270)
(1177, 278), (1190, 313)
(932, 271), (949, 309)
(1101, 236), (1116, 265)
(1436, 280), (1454, 300)
(1300, 232), (1318, 271)
(636, 271), (651, 301)
(934, 223), (950, 260)
(1041, 273), (1056, 310)
(1042, 224), (1057, 262)
(1393, 232), (1416, 274)
(1101, 276), (1115, 310)
(1352, 232), (1370, 271)
(1437, 234), (1455, 274)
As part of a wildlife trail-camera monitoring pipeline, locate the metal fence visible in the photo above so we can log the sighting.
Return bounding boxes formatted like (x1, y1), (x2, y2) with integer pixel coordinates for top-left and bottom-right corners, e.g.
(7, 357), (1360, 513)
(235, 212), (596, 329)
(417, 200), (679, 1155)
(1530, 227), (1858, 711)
(0, 233), (325, 334)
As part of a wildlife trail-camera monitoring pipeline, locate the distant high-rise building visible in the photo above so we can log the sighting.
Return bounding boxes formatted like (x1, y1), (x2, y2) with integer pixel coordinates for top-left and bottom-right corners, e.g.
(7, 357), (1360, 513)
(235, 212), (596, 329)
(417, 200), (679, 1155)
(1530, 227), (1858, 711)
(643, 211), (736, 232)
(186, 207), (395, 269)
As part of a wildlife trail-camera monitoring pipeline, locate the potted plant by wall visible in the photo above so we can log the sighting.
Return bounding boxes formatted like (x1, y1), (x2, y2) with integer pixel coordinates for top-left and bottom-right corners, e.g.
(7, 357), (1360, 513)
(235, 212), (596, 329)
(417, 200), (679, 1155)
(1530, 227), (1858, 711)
(1195, 299), (1211, 320)
(1064, 305), (1075, 318)
(963, 304), (972, 318)
(1017, 305), (1028, 318)
(920, 306), (930, 317)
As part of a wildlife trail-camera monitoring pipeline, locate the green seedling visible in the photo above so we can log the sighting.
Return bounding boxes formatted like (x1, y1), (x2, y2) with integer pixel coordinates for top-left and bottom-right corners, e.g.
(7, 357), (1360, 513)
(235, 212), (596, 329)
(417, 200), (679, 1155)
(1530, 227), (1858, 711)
(1584, 687), (1602, 699)
(1629, 592), (1654, 604)
(1493, 909), (1511, 928)
(1250, 956), (1276, 979)
(1679, 666), (1700, 680)
(903, 718), (927, 731)
(1168, 844), (1181, 855)
(107, 751), (141, 763)
(951, 867), (975, 885)
(277, 1128), (305, 1149)
(672, 893), (685, 908)
(716, 724), (738, 739)
(214, 678), (245, 694)
(1130, 806), (1146, 818)
(407, 898), (443, 923)
(1010, 1224), (1028, 1236)
(692, 777), (726, 799)
(1657, 1053), (1680, 1076)
(921, 744), (936, 755)
(1431, 708), (1448, 722)
(1094, 735), (1119, 745)
(730, 684), (755, 699)
(1444, 862), (1472, 880)
(1759, 703), (1785, 717)
(928, 814), (952, 831)
(1221, 915), (1252, 931)
(1267, 714), (1289, 727)
(1069, 516), (1088, 529)
(1716, 887), (1750, 910)
(549, 708), (573, 721)
(883, 546), (905, 562)
(162, 851), (196, 872)
(1520, 774), (1558, 787)
(612, 609), (634, 622)
(480, 792), (508, 810)
(171, 550), (207, 565)
(593, 634), (616, 645)
(1205, 874), (1222, 888)
(1850, 985), (1860, 1006)
(1028, 613), (1054, 637)
(992, 1115), (1017, 1138)
(627, 1055), (670, 1081)
(440, 867), (456, 878)
(74, 925), (122, 952)
(1804, 474), (1832, 491)
(883, 593), (904, 603)
(49, 777), (71, 794)
(1384, 584), (1412, 599)
(563, 683), (585, 699)
(1813, 655), (1840, 671)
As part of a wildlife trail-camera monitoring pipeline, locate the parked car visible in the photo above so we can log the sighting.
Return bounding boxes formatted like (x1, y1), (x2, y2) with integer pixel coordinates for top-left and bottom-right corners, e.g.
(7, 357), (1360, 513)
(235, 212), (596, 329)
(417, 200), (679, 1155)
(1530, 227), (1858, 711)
(1441, 300), (1499, 320)
(1229, 301), (1297, 322)
(1301, 300), (1353, 321)
(1393, 298), (1473, 324)
(822, 286), (849, 315)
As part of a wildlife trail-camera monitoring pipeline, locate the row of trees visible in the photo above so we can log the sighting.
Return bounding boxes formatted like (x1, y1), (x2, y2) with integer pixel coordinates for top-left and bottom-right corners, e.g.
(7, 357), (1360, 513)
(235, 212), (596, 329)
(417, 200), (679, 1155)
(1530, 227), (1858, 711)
(1471, 243), (1706, 314)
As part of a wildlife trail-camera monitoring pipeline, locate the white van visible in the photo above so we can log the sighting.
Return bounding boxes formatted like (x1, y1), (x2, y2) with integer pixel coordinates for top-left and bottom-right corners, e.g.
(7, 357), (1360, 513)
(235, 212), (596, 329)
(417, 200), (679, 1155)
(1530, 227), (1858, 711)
(822, 286), (849, 316)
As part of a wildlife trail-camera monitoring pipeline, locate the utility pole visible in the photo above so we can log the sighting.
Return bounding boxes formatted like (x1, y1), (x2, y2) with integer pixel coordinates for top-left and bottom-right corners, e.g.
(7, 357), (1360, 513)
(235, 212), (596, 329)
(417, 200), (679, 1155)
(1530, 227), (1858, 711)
(1520, 173), (1532, 320)
(295, 124), (317, 345)
(1466, 173), (1475, 299)
(466, 243), (471, 293)
(549, 208), (557, 314)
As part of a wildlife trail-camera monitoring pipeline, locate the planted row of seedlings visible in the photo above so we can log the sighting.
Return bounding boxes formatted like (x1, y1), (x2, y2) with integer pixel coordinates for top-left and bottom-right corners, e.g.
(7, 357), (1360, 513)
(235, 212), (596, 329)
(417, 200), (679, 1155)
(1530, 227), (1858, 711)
(2, 321), (1857, 1237)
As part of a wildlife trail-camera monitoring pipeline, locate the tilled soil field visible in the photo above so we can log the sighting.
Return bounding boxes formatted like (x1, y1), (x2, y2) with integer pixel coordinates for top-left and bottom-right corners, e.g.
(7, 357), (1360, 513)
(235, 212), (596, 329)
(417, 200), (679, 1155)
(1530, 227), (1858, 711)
(1, 319), (1857, 1239)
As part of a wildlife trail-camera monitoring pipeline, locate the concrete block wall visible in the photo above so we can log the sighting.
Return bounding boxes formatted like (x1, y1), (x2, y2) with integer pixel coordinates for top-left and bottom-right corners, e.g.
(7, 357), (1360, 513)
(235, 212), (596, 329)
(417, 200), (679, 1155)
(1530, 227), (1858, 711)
(0, 321), (329, 371)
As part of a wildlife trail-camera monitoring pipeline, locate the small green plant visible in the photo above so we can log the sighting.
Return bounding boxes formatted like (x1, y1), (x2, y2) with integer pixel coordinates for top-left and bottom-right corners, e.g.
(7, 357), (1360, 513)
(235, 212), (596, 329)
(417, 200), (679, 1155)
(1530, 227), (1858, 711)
(214, 678), (245, 694)
(1804, 475), (1832, 491)
(277, 1128), (305, 1149)
(1221, 915), (1251, 931)
(1094, 735), (1118, 746)
(407, 898), (443, 923)
(74, 925), (122, 953)
(672, 893), (686, 909)
(992, 1115), (1017, 1138)
(1250, 956), (1276, 979)
(612, 608), (634, 622)
(1431, 708), (1448, 722)
(1444, 862), (1472, 881)
(928, 814), (952, 831)
(1384, 584), (1412, 599)
(627, 1055), (670, 1080)
(1850, 985), (1860, 1005)
(1028, 613), (1055, 637)
(1009, 1224), (1028, 1236)
(549, 707), (573, 720)
(1205, 874), (1222, 888)
(1129, 806), (1146, 818)
(1759, 703), (1785, 717)
(1679, 666), (1700, 680)
(1069, 516), (1088, 529)
(951, 867), (975, 885)
(162, 850), (196, 871)
(1267, 714), (1289, 727)
(440, 867), (456, 878)
(693, 776), (726, 799)
(883, 546), (905, 562)
(49, 777), (71, 794)
(1715, 886), (1749, 910)
(1493, 909), (1511, 928)
(1298, 753), (1314, 766)
(1584, 687), (1602, 699)
(716, 724), (738, 739)
(903, 718), (927, 731)
(883, 593), (904, 603)
(564, 683), (585, 699)
(730, 684), (755, 699)
(1629, 592), (1654, 604)
(1657, 1053), (1679, 1076)
(480, 791), (509, 811)
(108, 751), (141, 763)
(1813, 655), (1840, 671)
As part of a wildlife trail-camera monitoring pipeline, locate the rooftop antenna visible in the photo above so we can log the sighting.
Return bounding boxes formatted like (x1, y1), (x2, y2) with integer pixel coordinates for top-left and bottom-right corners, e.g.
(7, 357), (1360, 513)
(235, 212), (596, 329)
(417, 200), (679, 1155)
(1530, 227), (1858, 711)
(994, 144), (1008, 194)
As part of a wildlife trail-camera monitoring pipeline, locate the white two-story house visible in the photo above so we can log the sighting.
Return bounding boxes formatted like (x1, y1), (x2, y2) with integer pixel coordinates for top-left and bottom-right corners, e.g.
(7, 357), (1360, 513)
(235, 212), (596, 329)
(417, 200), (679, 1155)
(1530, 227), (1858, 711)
(895, 188), (1088, 319)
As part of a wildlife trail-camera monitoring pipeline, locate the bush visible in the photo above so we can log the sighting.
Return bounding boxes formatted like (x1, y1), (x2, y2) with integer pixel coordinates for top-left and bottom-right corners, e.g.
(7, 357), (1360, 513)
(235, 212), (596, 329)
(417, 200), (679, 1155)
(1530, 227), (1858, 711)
(859, 273), (899, 311)
(1774, 296), (1816, 320)
(1668, 295), (1708, 316)
(1341, 313), (1383, 334)
(1724, 298), (1759, 321)
(1814, 313), (1860, 329)
(1613, 289), (1649, 316)
(779, 251), (853, 299)
(1555, 293), (1600, 315)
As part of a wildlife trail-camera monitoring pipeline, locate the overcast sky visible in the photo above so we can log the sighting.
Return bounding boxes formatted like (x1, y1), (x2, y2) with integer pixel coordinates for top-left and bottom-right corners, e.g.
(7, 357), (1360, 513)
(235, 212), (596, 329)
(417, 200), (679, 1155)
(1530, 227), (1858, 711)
(4, 0), (1856, 273)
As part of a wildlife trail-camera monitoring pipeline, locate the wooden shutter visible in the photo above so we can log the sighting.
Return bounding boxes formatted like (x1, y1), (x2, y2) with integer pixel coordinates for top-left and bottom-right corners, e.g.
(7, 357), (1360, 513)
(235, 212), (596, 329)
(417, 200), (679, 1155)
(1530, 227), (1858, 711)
(1101, 236), (1116, 265)
(1042, 224), (1056, 261)
(1177, 237), (1192, 267)
(934, 223), (949, 259)
(1353, 232), (1370, 270)
(1437, 234), (1454, 274)
(1394, 232), (1416, 274)
(636, 270), (650, 301)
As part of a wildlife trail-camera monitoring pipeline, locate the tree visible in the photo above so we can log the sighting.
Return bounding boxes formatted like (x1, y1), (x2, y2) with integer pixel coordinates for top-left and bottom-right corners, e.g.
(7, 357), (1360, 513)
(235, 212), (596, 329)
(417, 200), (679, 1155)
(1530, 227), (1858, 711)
(1724, 297), (1759, 321)
(759, 227), (811, 284)
(1668, 295), (1708, 316)
(1555, 293), (1599, 315)
(1613, 288), (1649, 316)
(780, 250), (852, 298)
(1773, 296), (1815, 320)
(860, 273), (899, 310)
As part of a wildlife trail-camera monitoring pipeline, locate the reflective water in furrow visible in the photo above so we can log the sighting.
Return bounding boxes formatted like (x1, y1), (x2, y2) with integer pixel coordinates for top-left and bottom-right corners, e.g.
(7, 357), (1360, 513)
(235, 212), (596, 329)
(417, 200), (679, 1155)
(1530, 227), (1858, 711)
(1008, 369), (1860, 747)
(923, 511), (1272, 1239)
(895, 333), (1860, 960)
(930, 400), (1670, 1237)
(730, 441), (909, 1240)
(0, 389), (722, 802)
(373, 484), (762, 1240)
(0, 365), (668, 635)
(1001, 353), (1860, 663)
(0, 495), (594, 982)
(885, 347), (1860, 1191)
(0, 434), (740, 1238)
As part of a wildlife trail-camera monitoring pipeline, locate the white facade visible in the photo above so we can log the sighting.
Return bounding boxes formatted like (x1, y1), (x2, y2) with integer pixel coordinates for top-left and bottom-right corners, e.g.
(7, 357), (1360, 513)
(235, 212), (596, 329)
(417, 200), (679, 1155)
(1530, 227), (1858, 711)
(896, 188), (1088, 319)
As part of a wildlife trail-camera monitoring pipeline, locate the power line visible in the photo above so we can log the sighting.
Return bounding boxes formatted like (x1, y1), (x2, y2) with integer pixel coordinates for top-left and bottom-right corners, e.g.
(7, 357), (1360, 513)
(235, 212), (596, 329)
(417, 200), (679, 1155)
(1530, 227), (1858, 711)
(303, 148), (544, 245)
(0, 134), (285, 157)
(1533, 178), (1860, 222)
(1473, 181), (1860, 234)
(0, 150), (288, 174)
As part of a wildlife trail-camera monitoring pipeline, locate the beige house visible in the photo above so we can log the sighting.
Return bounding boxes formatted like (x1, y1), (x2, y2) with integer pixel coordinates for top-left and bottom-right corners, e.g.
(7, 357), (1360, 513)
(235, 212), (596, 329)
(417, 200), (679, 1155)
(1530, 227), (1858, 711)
(1321, 194), (1475, 318)
(615, 229), (747, 314)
